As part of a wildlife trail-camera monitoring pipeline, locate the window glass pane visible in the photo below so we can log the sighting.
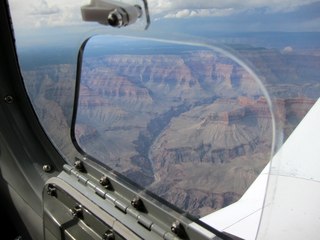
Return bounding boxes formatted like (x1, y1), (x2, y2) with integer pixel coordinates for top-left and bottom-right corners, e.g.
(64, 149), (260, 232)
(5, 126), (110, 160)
(75, 36), (274, 217)
(8, 0), (89, 160)
(9, 0), (320, 231)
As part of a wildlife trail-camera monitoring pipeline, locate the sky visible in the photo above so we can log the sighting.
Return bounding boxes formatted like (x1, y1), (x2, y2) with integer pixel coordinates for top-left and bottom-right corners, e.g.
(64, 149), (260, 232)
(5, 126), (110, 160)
(9, 0), (320, 31)
(149, 0), (319, 19)
(8, 0), (320, 49)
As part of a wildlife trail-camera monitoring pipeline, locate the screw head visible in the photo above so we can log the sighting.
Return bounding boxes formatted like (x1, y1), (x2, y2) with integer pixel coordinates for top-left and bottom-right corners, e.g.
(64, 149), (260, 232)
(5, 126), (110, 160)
(171, 220), (182, 235)
(131, 197), (143, 210)
(4, 95), (14, 104)
(102, 229), (115, 240)
(74, 160), (84, 171)
(43, 164), (52, 172)
(71, 205), (83, 218)
(99, 175), (110, 187)
(108, 9), (124, 27)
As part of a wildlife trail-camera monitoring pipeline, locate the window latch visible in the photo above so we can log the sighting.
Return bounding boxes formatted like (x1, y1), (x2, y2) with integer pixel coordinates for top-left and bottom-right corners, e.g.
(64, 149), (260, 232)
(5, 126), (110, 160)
(81, 0), (150, 29)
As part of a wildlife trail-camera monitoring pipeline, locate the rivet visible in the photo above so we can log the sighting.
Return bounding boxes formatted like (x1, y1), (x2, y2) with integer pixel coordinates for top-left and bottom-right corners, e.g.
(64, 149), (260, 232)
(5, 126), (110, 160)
(43, 164), (52, 172)
(4, 95), (14, 104)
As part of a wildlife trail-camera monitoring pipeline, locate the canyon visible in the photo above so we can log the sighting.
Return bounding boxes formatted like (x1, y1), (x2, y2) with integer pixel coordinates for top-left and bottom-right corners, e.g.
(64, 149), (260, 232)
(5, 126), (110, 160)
(22, 46), (319, 217)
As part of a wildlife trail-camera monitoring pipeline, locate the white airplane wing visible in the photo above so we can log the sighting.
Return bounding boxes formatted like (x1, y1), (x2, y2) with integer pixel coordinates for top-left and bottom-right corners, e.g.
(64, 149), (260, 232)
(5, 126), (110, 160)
(199, 98), (320, 239)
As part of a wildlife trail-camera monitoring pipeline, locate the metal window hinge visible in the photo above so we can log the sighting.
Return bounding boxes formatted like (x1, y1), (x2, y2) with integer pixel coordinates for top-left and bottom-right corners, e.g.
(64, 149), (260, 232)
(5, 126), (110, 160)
(62, 164), (179, 239)
(60, 162), (222, 240)
(81, 0), (150, 29)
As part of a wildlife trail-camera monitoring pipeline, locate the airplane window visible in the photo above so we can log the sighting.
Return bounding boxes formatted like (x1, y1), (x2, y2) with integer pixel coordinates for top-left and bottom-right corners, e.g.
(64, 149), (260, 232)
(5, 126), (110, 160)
(8, 0), (320, 236)
(74, 35), (275, 217)
(8, 0), (88, 160)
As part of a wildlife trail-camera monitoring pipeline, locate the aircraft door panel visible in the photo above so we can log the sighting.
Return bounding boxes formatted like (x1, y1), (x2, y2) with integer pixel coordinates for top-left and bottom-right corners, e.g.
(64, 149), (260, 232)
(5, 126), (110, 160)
(43, 177), (135, 240)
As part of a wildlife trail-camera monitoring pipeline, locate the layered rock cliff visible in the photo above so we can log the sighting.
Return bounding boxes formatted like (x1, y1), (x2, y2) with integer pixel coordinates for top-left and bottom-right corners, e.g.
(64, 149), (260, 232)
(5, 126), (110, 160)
(22, 46), (319, 217)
